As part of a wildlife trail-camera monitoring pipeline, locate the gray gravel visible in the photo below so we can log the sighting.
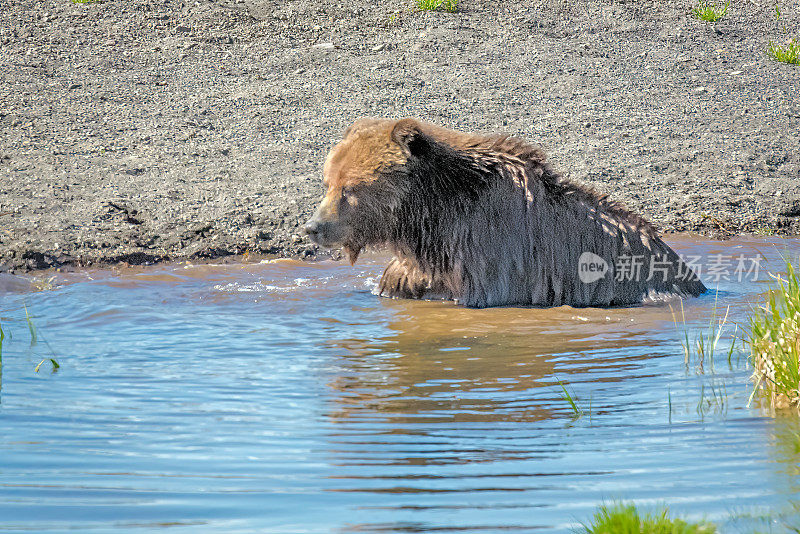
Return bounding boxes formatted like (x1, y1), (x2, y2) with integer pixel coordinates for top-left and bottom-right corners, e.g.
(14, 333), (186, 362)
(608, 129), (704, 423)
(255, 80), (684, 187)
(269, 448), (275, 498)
(1, 0), (798, 272)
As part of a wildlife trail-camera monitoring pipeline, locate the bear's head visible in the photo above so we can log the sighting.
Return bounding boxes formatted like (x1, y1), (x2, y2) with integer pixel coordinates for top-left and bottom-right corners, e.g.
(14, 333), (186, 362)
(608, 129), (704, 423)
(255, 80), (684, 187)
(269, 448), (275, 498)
(303, 118), (432, 264)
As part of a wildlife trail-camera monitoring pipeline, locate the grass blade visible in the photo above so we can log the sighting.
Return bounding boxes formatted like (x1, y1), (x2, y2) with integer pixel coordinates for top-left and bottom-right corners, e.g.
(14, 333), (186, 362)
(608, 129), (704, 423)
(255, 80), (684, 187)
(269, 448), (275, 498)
(24, 304), (37, 346)
(558, 381), (583, 419)
(668, 388), (672, 424)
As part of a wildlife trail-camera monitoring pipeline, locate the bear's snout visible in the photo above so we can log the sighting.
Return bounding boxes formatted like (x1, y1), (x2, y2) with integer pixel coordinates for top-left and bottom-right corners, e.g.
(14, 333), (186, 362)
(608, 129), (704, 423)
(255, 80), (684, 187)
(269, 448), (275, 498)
(302, 219), (322, 241)
(302, 217), (343, 247)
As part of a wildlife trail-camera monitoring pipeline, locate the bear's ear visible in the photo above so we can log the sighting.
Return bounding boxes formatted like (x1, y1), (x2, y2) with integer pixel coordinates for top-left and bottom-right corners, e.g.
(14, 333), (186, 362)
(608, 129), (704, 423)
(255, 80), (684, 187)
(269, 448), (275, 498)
(391, 118), (430, 158)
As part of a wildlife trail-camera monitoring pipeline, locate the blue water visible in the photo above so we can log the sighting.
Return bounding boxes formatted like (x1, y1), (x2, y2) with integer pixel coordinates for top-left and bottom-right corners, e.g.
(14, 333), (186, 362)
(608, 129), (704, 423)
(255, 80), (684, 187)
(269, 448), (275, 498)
(1, 236), (799, 533)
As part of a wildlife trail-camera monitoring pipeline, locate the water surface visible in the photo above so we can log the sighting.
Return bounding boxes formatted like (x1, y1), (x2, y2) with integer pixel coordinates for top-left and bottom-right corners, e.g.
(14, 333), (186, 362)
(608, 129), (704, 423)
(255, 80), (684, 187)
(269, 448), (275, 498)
(1, 236), (800, 532)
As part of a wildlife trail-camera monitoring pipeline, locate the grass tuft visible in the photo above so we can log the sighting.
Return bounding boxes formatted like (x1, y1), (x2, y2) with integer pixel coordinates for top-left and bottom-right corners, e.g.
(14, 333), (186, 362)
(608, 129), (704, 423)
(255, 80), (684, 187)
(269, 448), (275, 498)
(691, 0), (729, 22)
(670, 291), (736, 374)
(767, 38), (800, 65)
(747, 258), (800, 414)
(579, 502), (716, 533)
(0, 307), (59, 375)
(696, 379), (728, 419)
(415, 0), (458, 13)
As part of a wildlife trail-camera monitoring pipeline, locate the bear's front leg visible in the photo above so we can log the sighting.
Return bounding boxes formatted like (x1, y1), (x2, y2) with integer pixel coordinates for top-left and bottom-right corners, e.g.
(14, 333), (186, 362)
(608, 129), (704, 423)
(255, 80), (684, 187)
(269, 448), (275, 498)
(378, 257), (451, 301)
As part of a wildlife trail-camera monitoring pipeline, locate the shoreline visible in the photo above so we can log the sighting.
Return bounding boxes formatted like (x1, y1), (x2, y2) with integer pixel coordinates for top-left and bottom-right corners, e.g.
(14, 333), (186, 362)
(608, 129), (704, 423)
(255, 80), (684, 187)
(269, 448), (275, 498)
(6, 233), (796, 281)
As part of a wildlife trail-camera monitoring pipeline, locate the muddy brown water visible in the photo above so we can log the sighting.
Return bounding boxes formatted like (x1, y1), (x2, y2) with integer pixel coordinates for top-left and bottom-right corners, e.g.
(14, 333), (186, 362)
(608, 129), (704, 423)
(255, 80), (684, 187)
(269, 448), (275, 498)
(1, 236), (799, 532)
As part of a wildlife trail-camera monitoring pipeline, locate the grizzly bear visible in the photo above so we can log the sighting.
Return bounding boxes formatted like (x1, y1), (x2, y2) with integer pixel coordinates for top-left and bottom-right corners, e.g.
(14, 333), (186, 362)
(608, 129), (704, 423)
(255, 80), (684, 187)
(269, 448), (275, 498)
(303, 118), (706, 308)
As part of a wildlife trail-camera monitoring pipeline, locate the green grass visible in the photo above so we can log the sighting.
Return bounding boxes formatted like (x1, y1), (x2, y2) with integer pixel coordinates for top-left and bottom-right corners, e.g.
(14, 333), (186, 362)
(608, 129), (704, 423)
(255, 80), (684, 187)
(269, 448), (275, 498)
(0, 308), (59, 375)
(696, 379), (728, 419)
(578, 502), (717, 534)
(670, 292), (737, 374)
(767, 38), (800, 65)
(668, 388), (672, 423)
(691, 0), (729, 22)
(559, 381), (584, 420)
(24, 304), (37, 346)
(415, 0), (458, 13)
(23, 305), (60, 373)
(668, 296), (738, 422)
(747, 257), (800, 414)
(34, 357), (60, 373)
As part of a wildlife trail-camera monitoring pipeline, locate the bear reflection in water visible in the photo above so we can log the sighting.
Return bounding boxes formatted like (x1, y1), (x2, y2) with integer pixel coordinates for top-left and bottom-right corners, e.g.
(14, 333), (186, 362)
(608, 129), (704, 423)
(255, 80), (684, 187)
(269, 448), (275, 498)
(304, 118), (706, 308)
(324, 298), (666, 427)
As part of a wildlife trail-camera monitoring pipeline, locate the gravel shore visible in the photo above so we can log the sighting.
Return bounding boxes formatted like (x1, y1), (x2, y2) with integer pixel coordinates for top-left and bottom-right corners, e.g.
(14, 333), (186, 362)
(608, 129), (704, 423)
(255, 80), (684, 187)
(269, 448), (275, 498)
(1, 0), (798, 272)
